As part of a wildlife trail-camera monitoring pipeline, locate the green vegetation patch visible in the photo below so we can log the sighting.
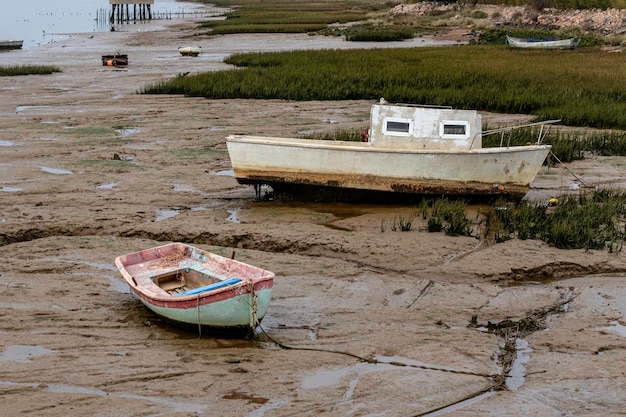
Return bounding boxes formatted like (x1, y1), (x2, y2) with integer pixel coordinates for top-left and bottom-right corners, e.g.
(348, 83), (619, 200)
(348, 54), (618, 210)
(489, 189), (626, 251)
(381, 191), (626, 252)
(0, 65), (61, 76)
(343, 24), (417, 42)
(201, 1), (370, 35)
(142, 46), (626, 130)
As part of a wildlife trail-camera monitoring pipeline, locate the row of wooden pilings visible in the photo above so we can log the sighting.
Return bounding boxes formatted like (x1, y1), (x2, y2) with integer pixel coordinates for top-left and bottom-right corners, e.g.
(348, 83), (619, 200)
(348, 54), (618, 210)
(110, 2), (153, 23)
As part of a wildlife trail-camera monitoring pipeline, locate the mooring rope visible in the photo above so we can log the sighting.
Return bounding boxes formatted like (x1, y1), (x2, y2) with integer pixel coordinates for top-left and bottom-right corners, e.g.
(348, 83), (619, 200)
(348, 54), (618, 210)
(549, 151), (588, 188)
(256, 323), (377, 363)
(196, 293), (201, 338)
(255, 322), (496, 379)
(248, 279), (258, 330)
(375, 358), (496, 378)
(410, 383), (500, 417)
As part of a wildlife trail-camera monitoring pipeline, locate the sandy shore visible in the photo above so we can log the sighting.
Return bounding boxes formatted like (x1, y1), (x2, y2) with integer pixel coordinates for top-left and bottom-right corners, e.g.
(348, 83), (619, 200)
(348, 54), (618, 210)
(1, 6), (626, 416)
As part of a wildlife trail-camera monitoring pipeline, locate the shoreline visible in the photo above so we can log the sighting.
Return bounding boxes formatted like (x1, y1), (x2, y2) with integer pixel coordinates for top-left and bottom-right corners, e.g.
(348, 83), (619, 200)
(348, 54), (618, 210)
(2, 0), (211, 51)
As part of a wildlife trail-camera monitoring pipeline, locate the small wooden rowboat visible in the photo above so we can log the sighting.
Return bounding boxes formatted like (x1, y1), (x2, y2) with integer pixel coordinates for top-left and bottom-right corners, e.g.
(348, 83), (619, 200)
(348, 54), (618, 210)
(115, 242), (274, 338)
(102, 53), (128, 66)
(178, 46), (201, 56)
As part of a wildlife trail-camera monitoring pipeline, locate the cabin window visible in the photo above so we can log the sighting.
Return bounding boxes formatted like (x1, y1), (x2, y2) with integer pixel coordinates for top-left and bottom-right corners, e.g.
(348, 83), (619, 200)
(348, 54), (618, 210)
(440, 121), (470, 139)
(444, 124), (466, 135)
(383, 118), (412, 136)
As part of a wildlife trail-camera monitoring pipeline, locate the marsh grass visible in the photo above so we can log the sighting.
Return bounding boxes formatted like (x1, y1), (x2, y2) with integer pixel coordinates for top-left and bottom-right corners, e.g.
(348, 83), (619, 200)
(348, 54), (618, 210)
(391, 198), (474, 236)
(487, 189), (626, 250)
(0, 65), (61, 76)
(379, 191), (626, 251)
(387, 215), (413, 231)
(298, 129), (363, 142)
(431, 198), (473, 236)
(200, 2), (369, 35)
(341, 24), (417, 42)
(143, 46), (626, 130)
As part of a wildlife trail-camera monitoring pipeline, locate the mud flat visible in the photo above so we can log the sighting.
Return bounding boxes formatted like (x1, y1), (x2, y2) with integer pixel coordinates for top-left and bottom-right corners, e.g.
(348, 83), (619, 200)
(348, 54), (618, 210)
(1, 5), (626, 416)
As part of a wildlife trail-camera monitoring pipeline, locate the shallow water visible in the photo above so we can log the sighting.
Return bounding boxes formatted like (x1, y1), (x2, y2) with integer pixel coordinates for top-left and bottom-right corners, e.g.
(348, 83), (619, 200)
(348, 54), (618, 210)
(506, 338), (532, 390)
(0, 0), (206, 50)
(601, 321), (626, 337)
(214, 169), (234, 176)
(1, 186), (23, 192)
(15, 105), (51, 113)
(171, 184), (197, 192)
(155, 208), (180, 222)
(114, 128), (140, 137)
(0, 345), (55, 363)
(227, 209), (240, 223)
(39, 166), (73, 175)
(0, 380), (208, 413)
(96, 182), (117, 189)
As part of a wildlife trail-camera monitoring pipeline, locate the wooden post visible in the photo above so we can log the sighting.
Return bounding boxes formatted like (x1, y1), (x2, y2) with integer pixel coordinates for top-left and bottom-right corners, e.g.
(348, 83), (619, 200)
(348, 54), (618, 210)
(109, 0), (154, 23)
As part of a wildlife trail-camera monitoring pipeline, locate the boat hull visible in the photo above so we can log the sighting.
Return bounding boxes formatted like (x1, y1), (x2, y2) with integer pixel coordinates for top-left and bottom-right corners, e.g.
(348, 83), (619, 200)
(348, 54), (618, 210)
(132, 285), (272, 338)
(102, 54), (128, 66)
(115, 243), (274, 338)
(507, 36), (579, 49)
(226, 135), (551, 200)
(178, 46), (201, 56)
(0, 40), (23, 50)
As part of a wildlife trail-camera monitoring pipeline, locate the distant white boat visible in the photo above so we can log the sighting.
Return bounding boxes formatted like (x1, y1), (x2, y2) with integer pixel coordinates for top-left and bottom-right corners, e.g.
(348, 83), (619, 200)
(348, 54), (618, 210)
(178, 46), (201, 56)
(0, 40), (23, 50)
(226, 102), (558, 201)
(506, 35), (579, 49)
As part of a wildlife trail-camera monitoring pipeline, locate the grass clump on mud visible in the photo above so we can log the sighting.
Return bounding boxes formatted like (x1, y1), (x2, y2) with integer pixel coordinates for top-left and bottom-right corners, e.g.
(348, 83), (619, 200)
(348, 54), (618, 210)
(486, 189), (626, 251)
(381, 198), (474, 237)
(426, 198), (474, 236)
(380, 191), (626, 252)
(0, 65), (61, 76)
(142, 46), (626, 130)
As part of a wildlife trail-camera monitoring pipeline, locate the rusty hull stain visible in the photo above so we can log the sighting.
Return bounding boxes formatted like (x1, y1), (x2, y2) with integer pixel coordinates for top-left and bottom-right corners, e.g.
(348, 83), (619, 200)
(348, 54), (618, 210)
(235, 169), (529, 201)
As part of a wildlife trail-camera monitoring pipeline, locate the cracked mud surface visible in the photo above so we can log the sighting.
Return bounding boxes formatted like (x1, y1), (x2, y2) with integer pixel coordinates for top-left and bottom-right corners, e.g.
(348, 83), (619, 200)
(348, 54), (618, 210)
(1, 6), (626, 416)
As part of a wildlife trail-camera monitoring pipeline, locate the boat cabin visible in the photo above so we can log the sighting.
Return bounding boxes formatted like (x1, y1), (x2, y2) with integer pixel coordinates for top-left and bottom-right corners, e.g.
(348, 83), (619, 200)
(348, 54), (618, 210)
(368, 104), (482, 151)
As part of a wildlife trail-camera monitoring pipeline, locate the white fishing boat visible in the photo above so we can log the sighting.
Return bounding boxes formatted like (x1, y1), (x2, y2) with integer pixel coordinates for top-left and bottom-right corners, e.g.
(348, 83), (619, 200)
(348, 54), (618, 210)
(506, 35), (579, 49)
(226, 102), (557, 201)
